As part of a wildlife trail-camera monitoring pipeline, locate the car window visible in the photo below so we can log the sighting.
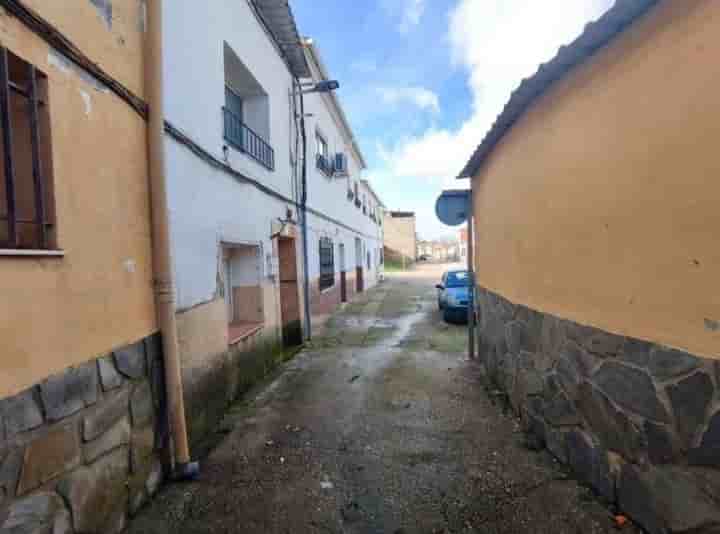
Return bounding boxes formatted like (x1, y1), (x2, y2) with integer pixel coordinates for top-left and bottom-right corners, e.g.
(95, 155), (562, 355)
(445, 271), (469, 288)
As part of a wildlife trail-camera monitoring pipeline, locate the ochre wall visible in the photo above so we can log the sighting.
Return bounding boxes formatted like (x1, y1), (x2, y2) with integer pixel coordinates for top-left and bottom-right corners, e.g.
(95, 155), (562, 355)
(383, 215), (417, 262)
(472, 0), (720, 359)
(0, 2), (156, 397)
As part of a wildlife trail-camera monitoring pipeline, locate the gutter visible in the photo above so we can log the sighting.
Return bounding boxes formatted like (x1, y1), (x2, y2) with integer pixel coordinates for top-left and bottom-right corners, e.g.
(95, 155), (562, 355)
(298, 80), (313, 339)
(146, 0), (198, 480)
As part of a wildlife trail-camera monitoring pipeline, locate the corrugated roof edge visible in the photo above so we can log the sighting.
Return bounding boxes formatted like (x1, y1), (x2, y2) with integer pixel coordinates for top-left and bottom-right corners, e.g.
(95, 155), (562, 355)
(458, 0), (659, 179)
(251, 0), (310, 79)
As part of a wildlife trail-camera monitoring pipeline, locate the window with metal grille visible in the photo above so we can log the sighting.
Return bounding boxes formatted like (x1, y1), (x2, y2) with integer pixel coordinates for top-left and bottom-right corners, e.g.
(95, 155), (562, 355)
(0, 47), (55, 251)
(319, 237), (334, 290)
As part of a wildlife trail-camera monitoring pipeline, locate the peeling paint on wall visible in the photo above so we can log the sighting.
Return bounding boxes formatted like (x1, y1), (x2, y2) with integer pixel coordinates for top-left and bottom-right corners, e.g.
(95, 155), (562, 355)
(79, 89), (92, 116)
(90, 0), (113, 29)
(138, 0), (147, 33)
(123, 259), (137, 273)
(48, 49), (109, 93)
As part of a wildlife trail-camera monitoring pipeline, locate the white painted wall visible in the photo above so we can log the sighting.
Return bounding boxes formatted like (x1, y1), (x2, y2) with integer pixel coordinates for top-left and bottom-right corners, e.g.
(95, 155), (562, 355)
(163, 0), (296, 199)
(165, 138), (294, 311)
(163, 0), (385, 321)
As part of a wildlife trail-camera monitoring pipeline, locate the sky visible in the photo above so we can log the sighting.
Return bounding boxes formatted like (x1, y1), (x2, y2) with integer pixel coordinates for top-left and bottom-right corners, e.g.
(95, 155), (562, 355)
(292, 0), (614, 240)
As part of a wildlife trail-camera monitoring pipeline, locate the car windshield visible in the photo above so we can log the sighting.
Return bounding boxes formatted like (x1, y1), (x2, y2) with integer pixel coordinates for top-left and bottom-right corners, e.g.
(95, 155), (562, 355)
(445, 271), (469, 288)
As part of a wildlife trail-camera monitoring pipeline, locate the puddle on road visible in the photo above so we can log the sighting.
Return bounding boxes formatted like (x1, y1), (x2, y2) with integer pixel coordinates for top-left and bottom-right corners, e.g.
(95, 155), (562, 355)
(348, 311), (426, 377)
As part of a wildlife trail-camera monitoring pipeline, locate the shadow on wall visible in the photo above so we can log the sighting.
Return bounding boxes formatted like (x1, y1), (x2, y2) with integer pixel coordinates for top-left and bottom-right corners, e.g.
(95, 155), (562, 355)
(181, 333), (298, 455)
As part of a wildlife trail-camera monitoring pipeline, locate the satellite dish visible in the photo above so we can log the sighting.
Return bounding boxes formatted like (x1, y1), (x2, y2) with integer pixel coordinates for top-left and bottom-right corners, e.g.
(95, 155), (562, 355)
(436, 189), (470, 227)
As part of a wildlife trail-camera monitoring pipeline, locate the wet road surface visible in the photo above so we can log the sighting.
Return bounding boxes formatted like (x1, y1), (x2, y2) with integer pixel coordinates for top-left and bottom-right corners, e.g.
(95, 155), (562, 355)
(128, 265), (634, 534)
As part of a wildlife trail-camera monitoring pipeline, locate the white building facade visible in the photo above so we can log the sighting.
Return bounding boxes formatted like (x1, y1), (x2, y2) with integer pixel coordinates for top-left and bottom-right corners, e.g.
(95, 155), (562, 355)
(161, 0), (384, 439)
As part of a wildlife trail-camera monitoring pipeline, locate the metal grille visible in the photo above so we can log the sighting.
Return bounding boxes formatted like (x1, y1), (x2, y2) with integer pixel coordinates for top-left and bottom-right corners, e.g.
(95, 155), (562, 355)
(0, 47), (52, 250)
(319, 237), (334, 291)
(223, 107), (275, 171)
(316, 154), (332, 176)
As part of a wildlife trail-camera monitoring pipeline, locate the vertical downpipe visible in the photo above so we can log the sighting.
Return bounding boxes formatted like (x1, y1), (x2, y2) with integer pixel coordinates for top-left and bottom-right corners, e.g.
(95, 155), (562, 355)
(299, 84), (313, 339)
(467, 189), (476, 360)
(145, 0), (198, 479)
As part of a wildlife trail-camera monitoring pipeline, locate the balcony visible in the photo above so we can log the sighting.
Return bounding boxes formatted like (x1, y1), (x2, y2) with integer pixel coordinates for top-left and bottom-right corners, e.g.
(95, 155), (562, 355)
(223, 107), (275, 171)
(316, 154), (333, 176)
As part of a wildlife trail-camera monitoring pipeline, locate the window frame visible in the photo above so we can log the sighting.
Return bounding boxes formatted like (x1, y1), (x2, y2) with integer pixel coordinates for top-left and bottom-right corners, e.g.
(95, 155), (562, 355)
(319, 237), (335, 291)
(0, 47), (56, 252)
(315, 130), (331, 176)
(224, 85), (243, 122)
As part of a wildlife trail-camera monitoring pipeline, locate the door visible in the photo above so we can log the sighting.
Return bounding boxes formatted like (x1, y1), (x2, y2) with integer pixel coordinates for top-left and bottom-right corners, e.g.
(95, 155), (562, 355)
(339, 243), (347, 303)
(355, 238), (364, 293)
(223, 257), (234, 322)
(278, 237), (302, 347)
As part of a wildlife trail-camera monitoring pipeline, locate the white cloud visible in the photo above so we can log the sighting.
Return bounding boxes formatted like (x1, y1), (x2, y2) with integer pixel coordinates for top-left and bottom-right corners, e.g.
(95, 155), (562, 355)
(380, 0), (614, 182)
(398, 0), (425, 33)
(377, 86), (440, 113)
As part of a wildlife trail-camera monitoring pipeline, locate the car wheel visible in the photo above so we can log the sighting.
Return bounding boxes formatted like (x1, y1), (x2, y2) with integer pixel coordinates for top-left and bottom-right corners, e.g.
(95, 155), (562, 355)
(443, 309), (452, 323)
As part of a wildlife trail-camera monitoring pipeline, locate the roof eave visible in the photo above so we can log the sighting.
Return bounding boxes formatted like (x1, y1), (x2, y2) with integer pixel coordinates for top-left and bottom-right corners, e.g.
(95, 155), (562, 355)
(251, 0), (311, 79)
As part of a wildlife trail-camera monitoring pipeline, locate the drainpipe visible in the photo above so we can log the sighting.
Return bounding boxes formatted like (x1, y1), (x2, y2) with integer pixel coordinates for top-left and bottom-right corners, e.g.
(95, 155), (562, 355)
(298, 82), (313, 340)
(146, 0), (198, 479)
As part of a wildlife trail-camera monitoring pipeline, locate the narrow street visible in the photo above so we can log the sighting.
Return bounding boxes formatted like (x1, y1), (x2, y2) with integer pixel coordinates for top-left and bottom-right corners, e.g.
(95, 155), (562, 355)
(128, 264), (630, 534)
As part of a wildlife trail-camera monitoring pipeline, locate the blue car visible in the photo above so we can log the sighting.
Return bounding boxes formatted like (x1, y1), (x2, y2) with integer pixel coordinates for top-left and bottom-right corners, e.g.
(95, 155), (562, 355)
(436, 269), (473, 323)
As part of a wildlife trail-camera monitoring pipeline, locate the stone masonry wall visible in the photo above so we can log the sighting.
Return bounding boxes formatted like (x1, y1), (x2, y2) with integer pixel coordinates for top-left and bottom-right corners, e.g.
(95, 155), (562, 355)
(476, 287), (720, 534)
(0, 334), (166, 533)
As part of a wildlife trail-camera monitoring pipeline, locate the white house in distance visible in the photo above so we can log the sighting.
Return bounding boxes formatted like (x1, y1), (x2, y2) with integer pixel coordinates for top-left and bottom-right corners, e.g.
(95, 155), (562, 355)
(161, 0), (384, 442)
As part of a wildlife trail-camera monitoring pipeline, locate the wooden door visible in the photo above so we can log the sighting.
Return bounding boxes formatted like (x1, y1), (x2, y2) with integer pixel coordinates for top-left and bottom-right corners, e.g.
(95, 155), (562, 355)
(339, 244), (347, 303)
(278, 238), (302, 347)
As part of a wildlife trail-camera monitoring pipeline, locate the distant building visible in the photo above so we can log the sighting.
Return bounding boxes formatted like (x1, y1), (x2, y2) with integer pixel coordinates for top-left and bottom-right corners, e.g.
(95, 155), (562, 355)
(417, 240), (434, 259)
(383, 211), (417, 265)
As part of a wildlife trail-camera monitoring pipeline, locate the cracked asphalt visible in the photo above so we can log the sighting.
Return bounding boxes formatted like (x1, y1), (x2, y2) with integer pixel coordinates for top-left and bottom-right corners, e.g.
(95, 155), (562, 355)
(128, 264), (635, 534)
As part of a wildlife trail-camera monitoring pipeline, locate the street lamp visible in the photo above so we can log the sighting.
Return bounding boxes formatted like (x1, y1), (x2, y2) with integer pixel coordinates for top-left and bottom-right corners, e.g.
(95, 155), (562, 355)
(296, 79), (340, 95)
(294, 78), (340, 340)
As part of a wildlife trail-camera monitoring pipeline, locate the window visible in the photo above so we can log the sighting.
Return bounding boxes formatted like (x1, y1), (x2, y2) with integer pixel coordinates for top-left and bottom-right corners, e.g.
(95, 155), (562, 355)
(316, 131), (331, 176)
(0, 48), (55, 251)
(224, 243), (265, 345)
(445, 270), (470, 288)
(319, 237), (334, 290)
(225, 86), (243, 122)
(223, 43), (273, 170)
(354, 183), (361, 208)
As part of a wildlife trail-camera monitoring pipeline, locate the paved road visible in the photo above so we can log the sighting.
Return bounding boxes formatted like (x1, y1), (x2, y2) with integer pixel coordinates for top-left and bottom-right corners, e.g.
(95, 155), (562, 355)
(129, 265), (630, 534)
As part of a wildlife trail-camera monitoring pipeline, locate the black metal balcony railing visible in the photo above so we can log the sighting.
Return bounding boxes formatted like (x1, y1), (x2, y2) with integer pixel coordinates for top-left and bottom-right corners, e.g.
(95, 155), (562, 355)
(223, 107), (275, 171)
(316, 154), (332, 176)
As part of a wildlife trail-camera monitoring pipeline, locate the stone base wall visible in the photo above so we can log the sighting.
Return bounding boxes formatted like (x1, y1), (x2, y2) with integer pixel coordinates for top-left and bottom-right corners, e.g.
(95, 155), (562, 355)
(476, 287), (720, 534)
(0, 333), (166, 533)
